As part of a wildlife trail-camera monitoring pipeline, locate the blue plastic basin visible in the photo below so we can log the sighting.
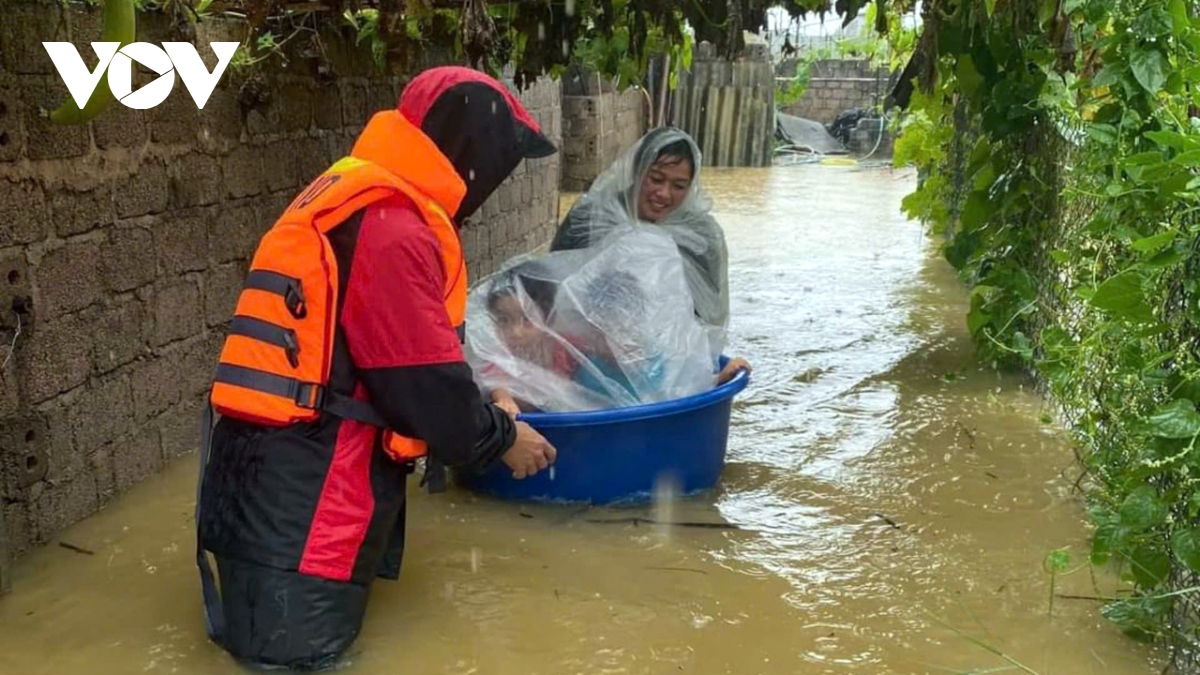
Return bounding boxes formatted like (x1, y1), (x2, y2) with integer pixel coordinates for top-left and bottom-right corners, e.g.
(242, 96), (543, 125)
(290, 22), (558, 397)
(457, 361), (749, 504)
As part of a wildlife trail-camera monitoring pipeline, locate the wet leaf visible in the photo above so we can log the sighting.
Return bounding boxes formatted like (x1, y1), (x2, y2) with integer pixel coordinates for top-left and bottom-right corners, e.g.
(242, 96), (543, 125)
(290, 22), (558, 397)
(1088, 123), (1118, 146)
(1045, 548), (1071, 573)
(1092, 521), (1125, 565)
(1146, 399), (1200, 439)
(956, 55), (983, 96)
(1131, 47), (1168, 94)
(967, 286), (993, 335)
(1120, 485), (1167, 530)
(1145, 248), (1186, 269)
(1170, 0), (1191, 35)
(1133, 7), (1174, 38)
(1130, 545), (1171, 588)
(1171, 527), (1200, 572)
(1146, 129), (1193, 152)
(1123, 151), (1165, 167)
(1090, 271), (1153, 322)
(1130, 230), (1176, 253)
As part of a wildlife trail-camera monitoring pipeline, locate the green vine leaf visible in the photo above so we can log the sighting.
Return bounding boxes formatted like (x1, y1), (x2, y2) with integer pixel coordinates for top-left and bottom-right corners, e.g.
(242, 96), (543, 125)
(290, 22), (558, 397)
(1120, 486), (1168, 531)
(1090, 271), (1154, 322)
(1146, 399), (1200, 439)
(1171, 527), (1200, 572)
(1133, 7), (1174, 39)
(1131, 47), (1168, 94)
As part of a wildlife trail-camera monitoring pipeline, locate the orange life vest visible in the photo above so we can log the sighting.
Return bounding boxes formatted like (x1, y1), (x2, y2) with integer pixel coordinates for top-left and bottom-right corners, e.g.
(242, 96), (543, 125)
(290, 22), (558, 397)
(209, 111), (468, 462)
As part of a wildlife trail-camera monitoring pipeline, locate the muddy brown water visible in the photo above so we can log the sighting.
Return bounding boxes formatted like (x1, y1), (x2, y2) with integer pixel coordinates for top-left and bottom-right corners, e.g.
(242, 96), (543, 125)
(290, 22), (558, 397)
(0, 166), (1167, 674)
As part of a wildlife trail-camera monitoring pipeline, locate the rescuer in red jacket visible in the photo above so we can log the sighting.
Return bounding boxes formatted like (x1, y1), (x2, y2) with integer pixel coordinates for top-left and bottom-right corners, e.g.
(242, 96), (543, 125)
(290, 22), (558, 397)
(197, 66), (558, 670)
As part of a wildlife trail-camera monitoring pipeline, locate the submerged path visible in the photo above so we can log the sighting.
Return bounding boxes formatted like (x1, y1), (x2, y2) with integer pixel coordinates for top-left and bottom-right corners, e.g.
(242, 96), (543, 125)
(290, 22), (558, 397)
(0, 166), (1165, 674)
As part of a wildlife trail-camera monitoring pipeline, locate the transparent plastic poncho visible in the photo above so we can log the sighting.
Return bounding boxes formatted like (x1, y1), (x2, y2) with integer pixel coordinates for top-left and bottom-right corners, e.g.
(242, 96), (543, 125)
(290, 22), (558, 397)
(465, 227), (717, 413)
(550, 127), (730, 357)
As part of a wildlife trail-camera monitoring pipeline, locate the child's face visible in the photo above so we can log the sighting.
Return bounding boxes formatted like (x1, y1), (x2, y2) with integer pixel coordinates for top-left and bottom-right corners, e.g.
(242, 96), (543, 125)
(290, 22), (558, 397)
(491, 295), (547, 358)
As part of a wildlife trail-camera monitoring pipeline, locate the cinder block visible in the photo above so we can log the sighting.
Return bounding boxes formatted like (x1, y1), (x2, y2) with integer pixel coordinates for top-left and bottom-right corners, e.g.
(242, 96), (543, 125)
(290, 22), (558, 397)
(130, 352), (183, 423)
(208, 202), (264, 264)
(31, 469), (98, 545)
(313, 84), (344, 130)
(264, 140), (300, 193)
(149, 90), (200, 145)
(100, 225), (156, 292)
(90, 444), (115, 506)
(199, 86), (243, 141)
(157, 395), (203, 461)
(91, 299), (146, 374)
(14, 312), (91, 403)
(70, 372), (132, 452)
(277, 84), (313, 132)
(204, 262), (244, 327)
(21, 78), (90, 159)
(0, 5), (62, 75)
(149, 279), (202, 347)
(113, 427), (162, 493)
(0, 179), (47, 246)
(50, 185), (115, 237)
(93, 103), (148, 150)
(223, 144), (266, 199)
(0, 87), (23, 163)
(0, 414), (50, 494)
(115, 161), (170, 218)
(170, 154), (222, 207)
(34, 239), (101, 318)
(340, 82), (372, 128)
(155, 211), (210, 275)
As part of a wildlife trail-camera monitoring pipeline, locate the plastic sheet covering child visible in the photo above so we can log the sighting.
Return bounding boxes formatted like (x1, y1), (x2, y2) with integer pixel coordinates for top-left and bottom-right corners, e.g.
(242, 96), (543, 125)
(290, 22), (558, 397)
(551, 127), (729, 357)
(465, 227), (716, 412)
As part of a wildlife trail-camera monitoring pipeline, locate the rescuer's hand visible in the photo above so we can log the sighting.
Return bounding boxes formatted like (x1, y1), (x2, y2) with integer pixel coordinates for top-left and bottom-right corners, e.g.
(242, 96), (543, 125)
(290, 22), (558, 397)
(502, 422), (557, 479)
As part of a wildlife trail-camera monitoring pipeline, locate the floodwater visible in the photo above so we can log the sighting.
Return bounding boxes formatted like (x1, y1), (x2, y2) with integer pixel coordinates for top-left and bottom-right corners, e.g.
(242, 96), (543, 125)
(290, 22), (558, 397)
(0, 166), (1167, 674)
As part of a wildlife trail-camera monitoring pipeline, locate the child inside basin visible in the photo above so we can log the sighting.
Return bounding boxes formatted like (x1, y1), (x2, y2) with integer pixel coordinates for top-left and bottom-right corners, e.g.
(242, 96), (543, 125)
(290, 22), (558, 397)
(467, 227), (743, 414)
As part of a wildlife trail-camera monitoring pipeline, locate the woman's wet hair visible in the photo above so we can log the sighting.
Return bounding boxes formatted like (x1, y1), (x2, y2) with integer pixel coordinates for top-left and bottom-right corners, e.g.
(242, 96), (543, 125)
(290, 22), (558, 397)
(634, 128), (696, 179)
(653, 139), (695, 175)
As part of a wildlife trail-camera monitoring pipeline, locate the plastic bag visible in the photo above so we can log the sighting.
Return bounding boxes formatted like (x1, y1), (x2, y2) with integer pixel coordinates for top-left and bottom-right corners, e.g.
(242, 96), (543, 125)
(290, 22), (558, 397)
(550, 127), (729, 357)
(465, 226), (717, 412)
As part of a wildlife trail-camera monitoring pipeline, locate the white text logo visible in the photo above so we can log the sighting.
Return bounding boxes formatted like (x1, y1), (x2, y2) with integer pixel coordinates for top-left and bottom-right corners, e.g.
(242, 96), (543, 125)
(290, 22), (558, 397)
(43, 41), (239, 110)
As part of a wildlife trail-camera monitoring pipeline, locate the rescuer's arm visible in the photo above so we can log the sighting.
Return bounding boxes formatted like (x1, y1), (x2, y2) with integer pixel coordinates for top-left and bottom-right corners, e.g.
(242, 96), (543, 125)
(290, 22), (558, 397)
(336, 207), (514, 469)
(339, 205), (554, 476)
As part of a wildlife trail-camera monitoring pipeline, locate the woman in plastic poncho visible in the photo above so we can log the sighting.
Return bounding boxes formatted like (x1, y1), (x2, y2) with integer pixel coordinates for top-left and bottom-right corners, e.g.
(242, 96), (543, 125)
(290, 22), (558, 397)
(551, 126), (750, 382)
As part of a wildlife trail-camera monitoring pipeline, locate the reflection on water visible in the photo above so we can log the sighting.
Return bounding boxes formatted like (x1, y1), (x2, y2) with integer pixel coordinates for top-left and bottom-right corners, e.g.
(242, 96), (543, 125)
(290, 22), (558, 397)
(0, 166), (1165, 674)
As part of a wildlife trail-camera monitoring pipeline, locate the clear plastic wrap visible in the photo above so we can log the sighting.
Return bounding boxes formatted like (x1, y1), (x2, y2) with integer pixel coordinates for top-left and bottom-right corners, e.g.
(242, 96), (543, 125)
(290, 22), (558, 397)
(466, 226), (717, 412)
(550, 127), (729, 357)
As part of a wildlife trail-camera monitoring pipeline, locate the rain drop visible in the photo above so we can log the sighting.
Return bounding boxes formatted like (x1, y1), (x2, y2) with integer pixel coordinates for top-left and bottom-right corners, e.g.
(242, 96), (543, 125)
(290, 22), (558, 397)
(538, 22), (545, 41)
(491, 100), (497, 114)
(565, 0), (575, 15)
(468, 168), (476, 181)
(562, 39), (570, 57)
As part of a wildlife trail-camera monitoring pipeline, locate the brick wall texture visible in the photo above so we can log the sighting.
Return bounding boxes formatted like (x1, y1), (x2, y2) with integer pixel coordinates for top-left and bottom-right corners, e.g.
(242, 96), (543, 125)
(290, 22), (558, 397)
(0, 1), (561, 557)
(560, 84), (645, 193)
(782, 59), (893, 125)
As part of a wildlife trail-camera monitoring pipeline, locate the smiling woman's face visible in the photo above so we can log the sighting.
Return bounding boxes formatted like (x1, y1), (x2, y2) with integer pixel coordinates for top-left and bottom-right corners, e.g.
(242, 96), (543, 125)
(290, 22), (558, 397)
(636, 156), (693, 222)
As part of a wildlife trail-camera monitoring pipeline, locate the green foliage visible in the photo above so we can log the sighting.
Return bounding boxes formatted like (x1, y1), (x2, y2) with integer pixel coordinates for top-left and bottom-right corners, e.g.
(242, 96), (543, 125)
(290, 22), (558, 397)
(892, 0), (1200, 647)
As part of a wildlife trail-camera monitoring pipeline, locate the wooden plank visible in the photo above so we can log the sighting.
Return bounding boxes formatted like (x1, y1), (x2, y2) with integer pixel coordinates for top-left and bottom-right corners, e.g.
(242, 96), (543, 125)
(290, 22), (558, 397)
(730, 85), (747, 167)
(717, 86), (737, 166)
(703, 86), (721, 165)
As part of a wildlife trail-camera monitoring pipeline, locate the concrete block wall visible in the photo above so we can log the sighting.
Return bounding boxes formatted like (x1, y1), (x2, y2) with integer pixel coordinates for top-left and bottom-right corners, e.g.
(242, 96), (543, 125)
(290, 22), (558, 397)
(783, 59), (892, 125)
(559, 71), (646, 193)
(0, 2), (561, 558)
